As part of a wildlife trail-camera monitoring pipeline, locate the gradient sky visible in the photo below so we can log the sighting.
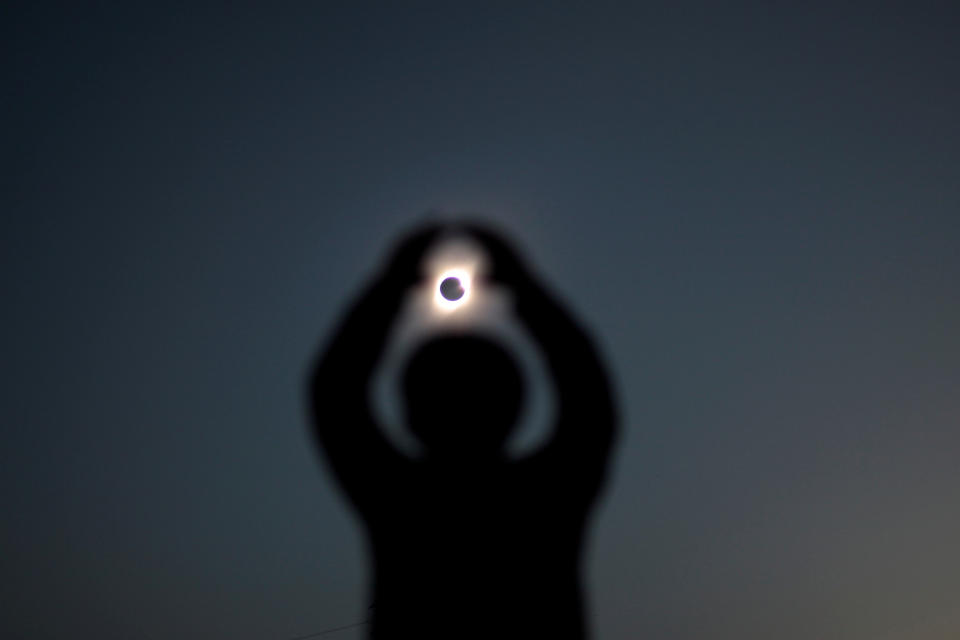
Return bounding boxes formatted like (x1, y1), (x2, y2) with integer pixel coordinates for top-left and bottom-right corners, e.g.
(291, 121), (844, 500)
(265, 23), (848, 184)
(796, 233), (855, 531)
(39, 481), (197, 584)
(3, 2), (959, 639)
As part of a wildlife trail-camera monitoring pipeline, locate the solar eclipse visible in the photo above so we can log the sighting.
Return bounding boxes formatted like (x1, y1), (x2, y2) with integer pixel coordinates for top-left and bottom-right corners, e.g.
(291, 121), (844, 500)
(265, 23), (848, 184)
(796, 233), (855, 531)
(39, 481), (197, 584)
(433, 268), (472, 311)
(440, 276), (465, 301)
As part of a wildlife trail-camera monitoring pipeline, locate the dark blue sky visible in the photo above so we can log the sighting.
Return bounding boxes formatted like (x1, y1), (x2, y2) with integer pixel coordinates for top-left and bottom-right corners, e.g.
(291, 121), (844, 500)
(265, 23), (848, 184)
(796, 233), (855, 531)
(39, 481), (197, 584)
(3, 2), (959, 638)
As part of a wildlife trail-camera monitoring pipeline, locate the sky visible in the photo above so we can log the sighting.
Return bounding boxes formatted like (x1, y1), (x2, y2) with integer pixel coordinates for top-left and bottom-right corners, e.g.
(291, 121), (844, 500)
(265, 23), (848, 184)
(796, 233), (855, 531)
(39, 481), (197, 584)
(2, 2), (959, 638)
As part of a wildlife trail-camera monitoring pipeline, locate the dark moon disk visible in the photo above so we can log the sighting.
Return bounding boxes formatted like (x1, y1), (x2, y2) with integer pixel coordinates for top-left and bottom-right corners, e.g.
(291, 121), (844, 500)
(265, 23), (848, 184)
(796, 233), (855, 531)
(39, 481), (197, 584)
(440, 276), (465, 301)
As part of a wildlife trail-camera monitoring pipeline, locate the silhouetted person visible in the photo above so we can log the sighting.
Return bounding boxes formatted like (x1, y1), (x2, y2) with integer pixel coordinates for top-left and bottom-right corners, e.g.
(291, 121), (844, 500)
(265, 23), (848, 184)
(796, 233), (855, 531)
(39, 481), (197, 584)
(309, 223), (617, 638)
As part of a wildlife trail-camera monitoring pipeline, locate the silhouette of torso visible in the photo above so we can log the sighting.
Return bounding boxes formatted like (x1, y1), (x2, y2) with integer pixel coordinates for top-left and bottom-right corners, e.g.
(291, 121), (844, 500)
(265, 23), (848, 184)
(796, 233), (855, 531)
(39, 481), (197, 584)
(359, 451), (603, 638)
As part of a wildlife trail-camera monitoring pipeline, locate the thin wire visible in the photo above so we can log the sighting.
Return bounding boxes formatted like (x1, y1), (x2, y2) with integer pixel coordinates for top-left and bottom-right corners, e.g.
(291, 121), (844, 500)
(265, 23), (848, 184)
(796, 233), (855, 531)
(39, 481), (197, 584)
(287, 620), (369, 640)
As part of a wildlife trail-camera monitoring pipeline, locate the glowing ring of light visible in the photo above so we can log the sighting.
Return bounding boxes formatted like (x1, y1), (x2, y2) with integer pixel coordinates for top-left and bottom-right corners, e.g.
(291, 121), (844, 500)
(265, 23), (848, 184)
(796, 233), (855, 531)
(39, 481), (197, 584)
(433, 268), (472, 311)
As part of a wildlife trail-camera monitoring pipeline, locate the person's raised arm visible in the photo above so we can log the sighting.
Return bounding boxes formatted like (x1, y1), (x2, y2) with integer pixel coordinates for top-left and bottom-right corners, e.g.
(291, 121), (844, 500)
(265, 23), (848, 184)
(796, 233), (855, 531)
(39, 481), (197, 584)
(309, 224), (443, 506)
(463, 225), (618, 476)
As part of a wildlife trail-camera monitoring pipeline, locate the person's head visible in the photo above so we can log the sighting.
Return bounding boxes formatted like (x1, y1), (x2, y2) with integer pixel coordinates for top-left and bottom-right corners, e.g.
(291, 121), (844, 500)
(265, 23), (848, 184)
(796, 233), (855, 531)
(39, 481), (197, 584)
(401, 334), (524, 460)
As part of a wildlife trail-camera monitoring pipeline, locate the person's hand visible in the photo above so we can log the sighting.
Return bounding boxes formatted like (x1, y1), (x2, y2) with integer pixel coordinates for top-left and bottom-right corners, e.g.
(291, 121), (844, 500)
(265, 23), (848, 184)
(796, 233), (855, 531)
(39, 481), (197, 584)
(458, 222), (533, 290)
(383, 222), (446, 287)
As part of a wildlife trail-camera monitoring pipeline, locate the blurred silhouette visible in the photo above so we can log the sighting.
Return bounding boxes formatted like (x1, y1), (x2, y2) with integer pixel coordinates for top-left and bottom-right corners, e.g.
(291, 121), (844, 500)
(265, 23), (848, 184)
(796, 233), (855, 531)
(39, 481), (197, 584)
(308, 223), (617, 638)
